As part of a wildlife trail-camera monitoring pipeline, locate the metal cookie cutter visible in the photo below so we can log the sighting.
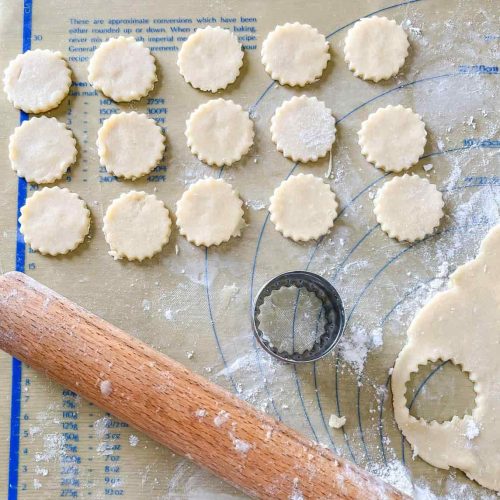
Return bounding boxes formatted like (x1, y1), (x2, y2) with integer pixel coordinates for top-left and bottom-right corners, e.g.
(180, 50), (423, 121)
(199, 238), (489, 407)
(252, 271), (345, 363)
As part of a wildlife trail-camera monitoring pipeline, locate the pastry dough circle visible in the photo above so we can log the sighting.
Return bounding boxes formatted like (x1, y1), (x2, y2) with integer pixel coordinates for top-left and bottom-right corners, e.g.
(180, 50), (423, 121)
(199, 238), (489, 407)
(373, 174), (444, 242)
(176, 178), (244, 247)
(3, 49), (72, 113)
(358, 105), (426, 172)
(177, 26), (243, 92)
(9, 117), (77, 184)
(271, 95), (336, 163)
(269, 174), (338, 242)
(392, 224), (500, 492)
(103, 191), (171, 261)
(344, 16), (409, 82)
(261, 23), (330, 86)
(97, 112), (165, 180)
(186, 99), (254, 167)
(19, 187), (90, 256)
(88, 37), (157, 102)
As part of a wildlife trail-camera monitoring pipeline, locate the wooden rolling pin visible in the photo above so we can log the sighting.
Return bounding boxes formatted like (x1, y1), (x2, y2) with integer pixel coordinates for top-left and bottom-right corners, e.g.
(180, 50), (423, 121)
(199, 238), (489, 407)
(0, 272), (407, 499)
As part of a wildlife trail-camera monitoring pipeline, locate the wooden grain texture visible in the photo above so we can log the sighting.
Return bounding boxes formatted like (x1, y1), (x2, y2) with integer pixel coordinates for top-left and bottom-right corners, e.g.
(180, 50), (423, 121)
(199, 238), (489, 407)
(0, 272), (408, 500)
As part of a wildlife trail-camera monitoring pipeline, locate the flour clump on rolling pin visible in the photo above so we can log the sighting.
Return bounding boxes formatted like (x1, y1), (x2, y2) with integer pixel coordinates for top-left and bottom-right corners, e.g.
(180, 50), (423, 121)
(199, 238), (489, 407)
(100, 380), (113, 397)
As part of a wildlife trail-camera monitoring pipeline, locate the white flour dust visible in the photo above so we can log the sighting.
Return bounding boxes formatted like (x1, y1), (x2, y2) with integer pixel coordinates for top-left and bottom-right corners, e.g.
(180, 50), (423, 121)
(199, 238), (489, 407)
(464, 419), (480, 440)
(213, 410), (230, 427)
(93, 416), (111, 439)
(229, 432), (252, 454)
(338, 325), (383, 375)
(35, 433), (66, 463)
(368, 460), (413, 497)
(195, 408), (207, 418)
(96, 442), (114, 456)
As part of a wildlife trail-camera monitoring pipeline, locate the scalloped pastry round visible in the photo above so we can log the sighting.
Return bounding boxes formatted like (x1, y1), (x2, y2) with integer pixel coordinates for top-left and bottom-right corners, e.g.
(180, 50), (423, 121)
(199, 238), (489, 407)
(103, 191), (171, 261)
(261, 22), (330, 86)
(176, 178), (244, 247)
(19, 187), (90, 256)
(344, 16), (409, 82)
(88, 37), (157, 102)
(185, 99), (254, 167)
(269, 174), (338, 242)
(358, 105), (426, 172)
(177, 26), (243, 92)
(271, 96), (336, 163)
(373, 174), (444, 242)
(9, 117), (77, 184)
(3, 49), (72, 113)
(392, 224), (500, 492)
(97, 112), (165, 180)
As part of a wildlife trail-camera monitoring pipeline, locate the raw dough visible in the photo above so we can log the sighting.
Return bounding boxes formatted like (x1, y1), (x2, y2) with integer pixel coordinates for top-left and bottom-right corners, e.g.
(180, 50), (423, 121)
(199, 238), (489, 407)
(177, 26), (243, 92)
(3, 49), (72, 113)
(103, 191), (171, 261)
(97, 112), (165, 180)
(373, 174), (444, 242)
(271, 96), (336, 162)
(176, 178), (244, 247)
(358, 105), (427, 172)
(261, 23), (330, 86)
(9, 117), (77, 184)
(328, 414), (347, 429)
(392, 224), (500, 492)
(19, 187), (90, 256)
(88, 37), (157, 102)
(344, 16), (409, 82)
(185, 99), (254, 167)
(269, 174), (338, 242)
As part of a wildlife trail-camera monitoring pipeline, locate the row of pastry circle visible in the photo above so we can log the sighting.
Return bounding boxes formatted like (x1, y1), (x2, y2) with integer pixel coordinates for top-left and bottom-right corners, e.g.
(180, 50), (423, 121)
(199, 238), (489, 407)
(4, 17), (416, 182)
(9, 101), (427, 185)
(3, 16), (410, 114)
(19, 172), (444, 260)
(178, 17), (409, 91)
(89, 18), (408, 94)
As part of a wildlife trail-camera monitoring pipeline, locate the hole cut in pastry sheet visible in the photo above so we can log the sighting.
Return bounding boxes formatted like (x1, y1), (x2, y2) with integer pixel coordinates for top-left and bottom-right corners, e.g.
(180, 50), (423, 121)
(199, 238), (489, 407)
(405, 359), (477, 423)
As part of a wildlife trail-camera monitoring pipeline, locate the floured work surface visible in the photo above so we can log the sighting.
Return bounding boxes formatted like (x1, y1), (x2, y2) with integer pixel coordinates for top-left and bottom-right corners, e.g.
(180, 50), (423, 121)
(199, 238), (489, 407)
(0, 0), (498, 498)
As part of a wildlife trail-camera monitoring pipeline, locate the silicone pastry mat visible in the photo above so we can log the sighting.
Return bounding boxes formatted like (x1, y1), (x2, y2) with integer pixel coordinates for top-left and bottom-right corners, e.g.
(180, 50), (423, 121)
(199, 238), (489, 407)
(0, 0), (498, 498)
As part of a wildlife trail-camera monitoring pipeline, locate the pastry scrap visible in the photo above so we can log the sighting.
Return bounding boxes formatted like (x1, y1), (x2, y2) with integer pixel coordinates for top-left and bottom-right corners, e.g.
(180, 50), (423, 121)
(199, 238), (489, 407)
(373, 174), (444, 242)
(328, 414), (347, 429)
(19, 187), (90, 256)
(344, 16), (409, 82)
(177, 26), (244, 92)
(176, 178), (244, 247)
(186, 99), (254, 167)
(97, 112), (165, 180)
(269, 174), (338, 242)
(3, 49), (72, 113)
(261, 23), (330, 86)
(392, 224), (500, 492)
(271, 95), (336, 162)
(358, 105), (426, 172)
(9, 117), (77, 184)
(88, 37), (157, 102)
(103, 191), (171, 261)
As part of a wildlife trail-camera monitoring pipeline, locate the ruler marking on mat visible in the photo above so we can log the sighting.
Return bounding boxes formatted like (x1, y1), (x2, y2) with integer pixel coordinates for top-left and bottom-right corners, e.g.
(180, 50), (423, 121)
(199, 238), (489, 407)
(9, 1), (32, 497)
